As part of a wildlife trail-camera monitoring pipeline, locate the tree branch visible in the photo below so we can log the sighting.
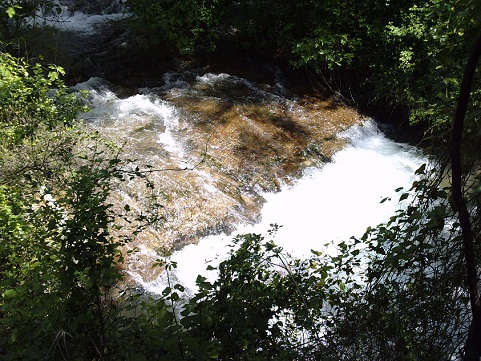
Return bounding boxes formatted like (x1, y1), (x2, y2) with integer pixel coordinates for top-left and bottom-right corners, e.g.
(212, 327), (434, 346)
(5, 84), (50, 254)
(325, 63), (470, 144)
(450, 27), (481, 361)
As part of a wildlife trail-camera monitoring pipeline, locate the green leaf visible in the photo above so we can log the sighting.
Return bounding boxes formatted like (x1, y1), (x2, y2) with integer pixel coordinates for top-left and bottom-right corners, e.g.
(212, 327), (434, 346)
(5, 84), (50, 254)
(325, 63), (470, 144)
(196, 275), (207, 284)
(6, 6), (18, 18)
(3, 289), (18, 298)
(415, 164), (426, 175)
(174, 284), (185, 292)
(162, 287), (172, 296)
(48, 71), (59, 81)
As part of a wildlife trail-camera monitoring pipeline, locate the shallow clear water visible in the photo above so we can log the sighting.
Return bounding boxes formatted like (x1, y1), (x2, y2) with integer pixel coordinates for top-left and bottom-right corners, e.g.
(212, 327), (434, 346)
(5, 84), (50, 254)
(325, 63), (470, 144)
(72, 74), (427, 292)
(131, 119), (427, 293)
(74, 74), (363, 269)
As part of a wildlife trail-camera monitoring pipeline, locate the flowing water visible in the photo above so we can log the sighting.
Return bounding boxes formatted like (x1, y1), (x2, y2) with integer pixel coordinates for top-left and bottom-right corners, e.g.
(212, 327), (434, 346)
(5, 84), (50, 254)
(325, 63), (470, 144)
(131, 120), (426, 293)
(72, 73), (426, 293)
(60, 10), (427, 294)
(29, 1), (126, 34)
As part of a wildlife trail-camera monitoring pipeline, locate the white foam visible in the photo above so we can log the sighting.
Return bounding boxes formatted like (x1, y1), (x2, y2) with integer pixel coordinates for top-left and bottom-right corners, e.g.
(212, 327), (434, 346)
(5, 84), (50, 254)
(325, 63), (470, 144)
(258, 122), (425, 258)
(73, 77), (426, 295)
(28, 5), (128, 34)
(195, 73), (232, 84)
(139, 120), (427, 293)
(195, 73), (256, 92)
(76, 78), (183, 156)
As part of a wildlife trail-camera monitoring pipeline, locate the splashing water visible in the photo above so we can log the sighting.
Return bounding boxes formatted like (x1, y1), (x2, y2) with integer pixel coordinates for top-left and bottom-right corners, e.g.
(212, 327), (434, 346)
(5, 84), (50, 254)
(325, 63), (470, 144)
(72, 72), (426, 293)
(133, 119), (427, 293)
(28, 3), (127, 34)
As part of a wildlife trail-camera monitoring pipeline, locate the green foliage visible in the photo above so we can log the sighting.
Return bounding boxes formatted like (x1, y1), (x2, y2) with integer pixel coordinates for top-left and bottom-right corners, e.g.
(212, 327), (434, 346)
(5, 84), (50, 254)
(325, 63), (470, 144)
(0, 0), (62, 45)
(0, 139), (127, 359)
(261, 0), (481, 133)
(183, 228), (355, 360)
(168, 162), (476, 360)
(326, 170), (468, 359)
(0, 52), (88, 144)
(125, 0), (481, 135)
(125, 0), (222, 53)
(204, 233), (303, 360)
(372, 1), (481, 130)
(0, 50), (222, 360)
(0, 51), (126, 359)
(0, 3), (479, 359)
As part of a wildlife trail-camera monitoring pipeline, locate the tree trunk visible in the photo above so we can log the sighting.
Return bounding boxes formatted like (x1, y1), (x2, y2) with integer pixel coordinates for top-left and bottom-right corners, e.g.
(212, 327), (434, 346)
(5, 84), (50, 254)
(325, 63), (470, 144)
(450, 27), (481, 361)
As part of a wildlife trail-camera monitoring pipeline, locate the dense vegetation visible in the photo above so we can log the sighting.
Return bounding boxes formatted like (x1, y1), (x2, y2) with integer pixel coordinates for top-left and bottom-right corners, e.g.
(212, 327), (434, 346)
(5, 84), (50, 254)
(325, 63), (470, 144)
(127, 0), (481, 132)
(1, 0), (481, 360)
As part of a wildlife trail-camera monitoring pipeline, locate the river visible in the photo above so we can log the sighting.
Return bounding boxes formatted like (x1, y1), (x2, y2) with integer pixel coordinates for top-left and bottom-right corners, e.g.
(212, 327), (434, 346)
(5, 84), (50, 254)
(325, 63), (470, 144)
(130, 119), (426, 294)
(72, 75), (426, 294)
(57, 8), (427, 294)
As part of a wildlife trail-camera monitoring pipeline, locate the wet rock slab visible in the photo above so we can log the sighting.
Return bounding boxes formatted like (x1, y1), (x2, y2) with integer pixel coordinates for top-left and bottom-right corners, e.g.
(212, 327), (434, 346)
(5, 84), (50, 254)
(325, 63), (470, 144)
(44, 14), (365, 281)
(77, 73), (364, 283)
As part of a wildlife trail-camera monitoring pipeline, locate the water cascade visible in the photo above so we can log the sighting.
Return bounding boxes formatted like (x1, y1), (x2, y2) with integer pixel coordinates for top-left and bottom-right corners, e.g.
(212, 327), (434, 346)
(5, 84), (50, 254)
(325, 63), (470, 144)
(73, 75), (426, 294)
(29, 0), (126, 34)
(61, 10), (427, 294)
(132, 120), (426, 293)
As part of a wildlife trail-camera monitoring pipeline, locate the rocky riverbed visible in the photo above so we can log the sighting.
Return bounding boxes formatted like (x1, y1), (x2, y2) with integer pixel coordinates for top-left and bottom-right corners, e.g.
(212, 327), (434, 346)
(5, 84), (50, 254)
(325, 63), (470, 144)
(25, 8), (365, 281)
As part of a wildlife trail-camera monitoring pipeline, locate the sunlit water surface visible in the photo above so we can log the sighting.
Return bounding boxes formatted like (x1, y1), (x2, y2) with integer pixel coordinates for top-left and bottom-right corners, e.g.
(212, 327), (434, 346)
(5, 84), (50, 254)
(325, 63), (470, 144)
(63, 12), (427, 293)
(131, 120), (426, 293)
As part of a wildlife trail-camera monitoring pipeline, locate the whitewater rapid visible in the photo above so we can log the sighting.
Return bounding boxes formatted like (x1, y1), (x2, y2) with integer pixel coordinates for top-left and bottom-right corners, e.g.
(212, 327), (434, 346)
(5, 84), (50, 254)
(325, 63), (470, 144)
(28, 2), (127, 34)
(133, 119), (426, 293)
